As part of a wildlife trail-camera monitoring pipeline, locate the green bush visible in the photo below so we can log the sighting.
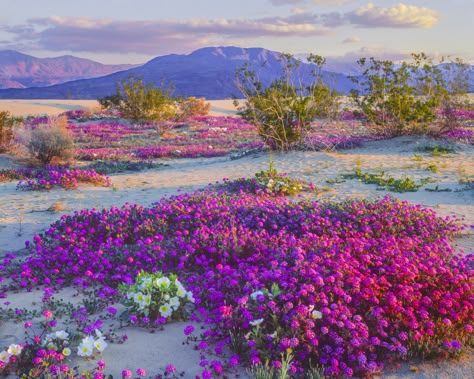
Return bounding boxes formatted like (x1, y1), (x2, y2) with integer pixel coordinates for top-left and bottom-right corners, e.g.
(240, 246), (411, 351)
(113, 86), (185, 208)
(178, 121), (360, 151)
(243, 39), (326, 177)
(351, 53), (471, 137)
(98, 76), (176, 125)
(235, 53), (339, 151)
(26, 117), (74, 164)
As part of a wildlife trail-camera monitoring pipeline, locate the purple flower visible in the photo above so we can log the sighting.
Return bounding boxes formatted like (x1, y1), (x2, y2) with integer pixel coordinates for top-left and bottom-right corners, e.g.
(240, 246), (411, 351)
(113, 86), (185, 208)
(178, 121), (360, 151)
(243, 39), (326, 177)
(184, 325), (195, 335)
(165, 364), (177, 374)
(129, 314), (138, 323)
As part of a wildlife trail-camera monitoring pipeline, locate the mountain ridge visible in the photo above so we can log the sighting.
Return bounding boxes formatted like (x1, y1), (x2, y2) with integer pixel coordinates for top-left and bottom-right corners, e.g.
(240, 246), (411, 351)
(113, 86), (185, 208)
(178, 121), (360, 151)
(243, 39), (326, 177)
(0, 46), (472, 100)
(0, 46), (354, 99)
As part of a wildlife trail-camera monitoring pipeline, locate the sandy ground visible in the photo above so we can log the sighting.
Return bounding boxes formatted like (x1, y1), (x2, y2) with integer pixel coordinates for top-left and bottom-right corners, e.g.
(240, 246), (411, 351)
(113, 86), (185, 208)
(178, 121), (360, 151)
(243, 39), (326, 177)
(0, 103), (473, 377)
(0, 99), (239, 117)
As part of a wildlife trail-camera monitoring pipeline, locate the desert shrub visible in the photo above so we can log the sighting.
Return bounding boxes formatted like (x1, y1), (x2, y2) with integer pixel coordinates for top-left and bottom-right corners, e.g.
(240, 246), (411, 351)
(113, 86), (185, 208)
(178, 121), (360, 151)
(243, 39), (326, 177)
(98, 76), (176, 126)
(434, 57), (473, 135)
(174, 97), (211, 120)
(351, 53), (470, 137)
(24, 117), (74, 164)
(0, 110), (17, 152)
(235, 54), (339, 151)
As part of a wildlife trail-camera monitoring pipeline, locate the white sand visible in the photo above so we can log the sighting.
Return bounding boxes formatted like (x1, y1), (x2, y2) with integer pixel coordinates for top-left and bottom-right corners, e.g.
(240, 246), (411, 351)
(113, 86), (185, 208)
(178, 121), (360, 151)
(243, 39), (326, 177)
(0, 111), (473, 377)
(0, 99), (239, 117)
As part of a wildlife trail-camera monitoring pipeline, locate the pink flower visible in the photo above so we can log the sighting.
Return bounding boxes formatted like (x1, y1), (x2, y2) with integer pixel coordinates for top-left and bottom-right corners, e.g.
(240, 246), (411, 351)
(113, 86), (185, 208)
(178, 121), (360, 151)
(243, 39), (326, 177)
(42, 309), (53, 319)
(136, 368), (146, 377)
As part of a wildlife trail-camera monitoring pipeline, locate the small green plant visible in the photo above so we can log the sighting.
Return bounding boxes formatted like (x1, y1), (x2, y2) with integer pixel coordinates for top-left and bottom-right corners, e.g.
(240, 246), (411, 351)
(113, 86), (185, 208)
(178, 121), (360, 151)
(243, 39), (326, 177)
(255, 161), (303, 196)
(343, 168), (431, 192)
(426, 163), (439, 173)
(325, 177), (346, 184)
(119, 270), (194, 324)
(85, 160), (165, 174)
(421, 144), (455, 156)
(306, 365), (326, 379)
(412, 154), (423, 162)
(247, 353), (293, 379)
(425, 185), (452, 192)
(457, 176), (474, 191)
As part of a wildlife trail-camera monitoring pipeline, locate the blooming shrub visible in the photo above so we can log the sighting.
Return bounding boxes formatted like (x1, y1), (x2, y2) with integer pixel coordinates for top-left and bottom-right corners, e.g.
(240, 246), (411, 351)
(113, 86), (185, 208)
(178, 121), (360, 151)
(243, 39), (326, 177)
(119, 271), (194, 324)
(0, 166), (111, 190)
(254, 162), (303, 196)
(1, 189), (472, 377)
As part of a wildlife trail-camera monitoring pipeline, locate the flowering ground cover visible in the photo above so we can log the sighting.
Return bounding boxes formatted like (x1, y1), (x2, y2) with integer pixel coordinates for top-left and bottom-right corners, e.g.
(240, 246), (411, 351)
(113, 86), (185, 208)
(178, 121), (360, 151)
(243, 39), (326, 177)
(0, 186), (472, 377)
(69, 116), (266, 161)
(0, 166), (111, 190)
(20, 110), (473, 164)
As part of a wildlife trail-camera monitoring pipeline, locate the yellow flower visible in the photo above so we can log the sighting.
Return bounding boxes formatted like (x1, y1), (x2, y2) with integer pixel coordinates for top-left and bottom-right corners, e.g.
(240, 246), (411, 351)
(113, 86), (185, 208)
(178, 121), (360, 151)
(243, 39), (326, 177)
(62, 347), (71, 357)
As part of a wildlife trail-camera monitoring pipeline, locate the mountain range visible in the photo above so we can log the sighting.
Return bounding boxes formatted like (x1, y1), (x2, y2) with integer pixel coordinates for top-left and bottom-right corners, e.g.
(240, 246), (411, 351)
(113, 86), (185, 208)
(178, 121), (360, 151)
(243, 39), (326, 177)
(0, 50), (137, 89)
(0, 47), (472, 100)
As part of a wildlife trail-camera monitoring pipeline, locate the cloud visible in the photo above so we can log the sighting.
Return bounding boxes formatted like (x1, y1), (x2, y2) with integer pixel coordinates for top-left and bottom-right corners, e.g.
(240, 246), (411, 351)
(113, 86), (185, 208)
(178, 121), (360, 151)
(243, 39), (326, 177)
(1, 16), (329, 55)
(270, 0), (305, 5)
(0, 2), (441, 56)
(270, 0), (351, 5)
(342, 36), (361, 44)
(324, 47), (413, 74)
(348, 3), (439, 28)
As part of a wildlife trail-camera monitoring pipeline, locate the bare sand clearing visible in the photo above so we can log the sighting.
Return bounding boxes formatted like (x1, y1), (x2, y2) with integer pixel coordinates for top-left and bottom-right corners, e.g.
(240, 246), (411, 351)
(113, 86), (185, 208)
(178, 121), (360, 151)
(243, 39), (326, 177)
(0, 104), (473, 377)
(0, 99), (239, 117)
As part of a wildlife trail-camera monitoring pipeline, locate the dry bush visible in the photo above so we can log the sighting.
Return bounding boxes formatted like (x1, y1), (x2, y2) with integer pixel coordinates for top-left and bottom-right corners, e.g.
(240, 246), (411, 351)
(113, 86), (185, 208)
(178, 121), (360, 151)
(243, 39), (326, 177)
(0, 111), (17, 153)
(175, 97), (211, 120)
(47, 202), (67, 212)
(24, 117), (74, 164)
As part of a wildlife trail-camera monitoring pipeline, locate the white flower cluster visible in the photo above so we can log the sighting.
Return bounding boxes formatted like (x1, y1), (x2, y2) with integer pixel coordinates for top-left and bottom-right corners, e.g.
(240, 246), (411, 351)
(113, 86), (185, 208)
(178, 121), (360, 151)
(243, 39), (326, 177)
(77, 329), (108, 357)
(0, 344), (23, 363)
(122, 271), (194, 320)
(43, 330), (72, 357)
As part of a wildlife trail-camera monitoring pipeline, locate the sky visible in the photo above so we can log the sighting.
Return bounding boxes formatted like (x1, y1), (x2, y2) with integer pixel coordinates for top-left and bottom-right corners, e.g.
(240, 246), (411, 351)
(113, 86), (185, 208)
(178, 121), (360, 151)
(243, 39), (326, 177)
(1, 0), (473, 67)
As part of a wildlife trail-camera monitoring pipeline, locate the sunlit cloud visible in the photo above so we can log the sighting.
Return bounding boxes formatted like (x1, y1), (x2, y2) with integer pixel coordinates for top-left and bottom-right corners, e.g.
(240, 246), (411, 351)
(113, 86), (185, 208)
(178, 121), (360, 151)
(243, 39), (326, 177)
(270, 0), (351, 5)
(342, 36), (361, 44)
(0, 2), (442, 57)
(348, 3), (439, 28)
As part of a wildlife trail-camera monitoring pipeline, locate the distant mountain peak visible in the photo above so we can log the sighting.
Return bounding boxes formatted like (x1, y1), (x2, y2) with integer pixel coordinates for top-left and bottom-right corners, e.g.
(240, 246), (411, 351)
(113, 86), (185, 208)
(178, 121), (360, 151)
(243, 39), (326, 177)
(0, 50), (138, 89)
